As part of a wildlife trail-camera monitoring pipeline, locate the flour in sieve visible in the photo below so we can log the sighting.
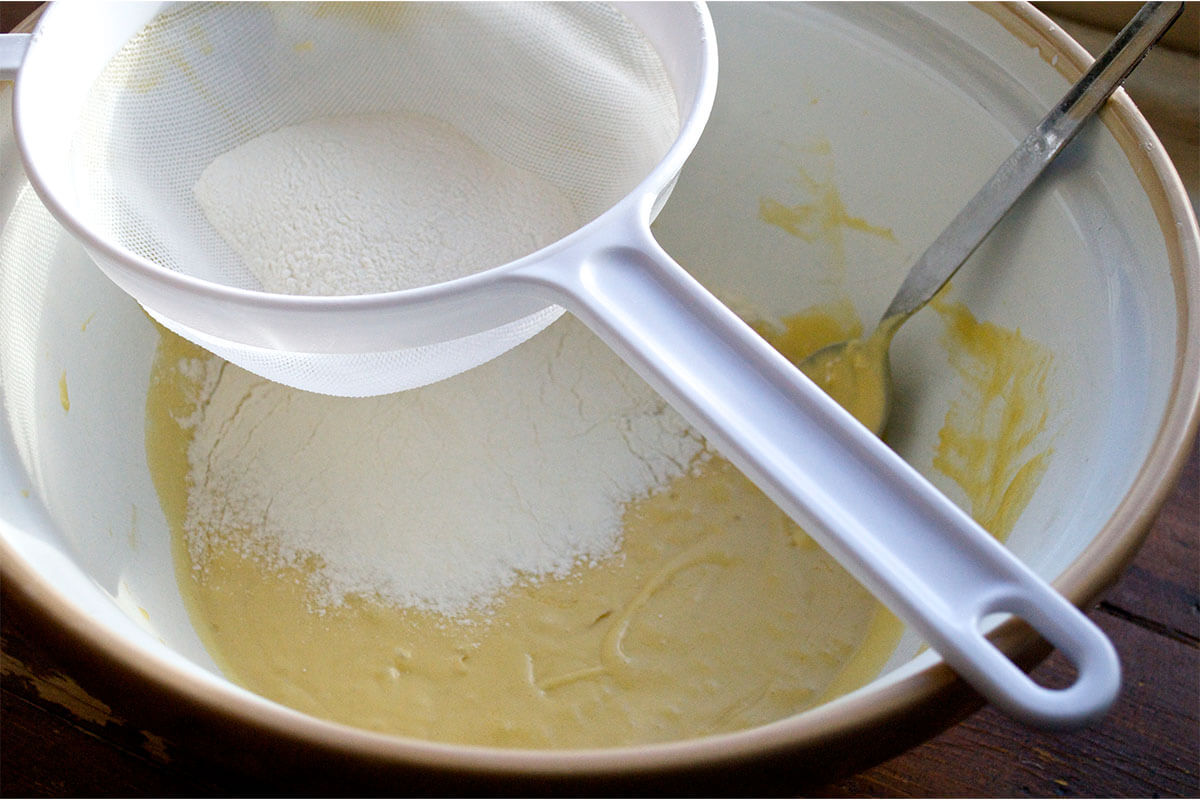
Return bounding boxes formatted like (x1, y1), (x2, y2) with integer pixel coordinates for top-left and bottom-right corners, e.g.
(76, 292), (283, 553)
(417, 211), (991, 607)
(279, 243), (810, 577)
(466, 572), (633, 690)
(193, 111), (579, 295)
(181, 316), (706, 615)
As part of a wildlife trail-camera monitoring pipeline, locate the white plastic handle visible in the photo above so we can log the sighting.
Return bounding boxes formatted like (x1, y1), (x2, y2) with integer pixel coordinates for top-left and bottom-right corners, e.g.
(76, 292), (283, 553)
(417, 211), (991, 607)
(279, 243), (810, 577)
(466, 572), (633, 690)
(0, 33), (30, 80)
(510, 205), (1120, 729)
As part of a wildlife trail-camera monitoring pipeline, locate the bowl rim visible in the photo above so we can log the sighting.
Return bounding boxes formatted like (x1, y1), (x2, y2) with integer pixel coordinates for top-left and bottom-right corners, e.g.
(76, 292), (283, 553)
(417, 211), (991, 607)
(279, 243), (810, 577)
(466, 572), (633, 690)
(2, 0), (1198, 781)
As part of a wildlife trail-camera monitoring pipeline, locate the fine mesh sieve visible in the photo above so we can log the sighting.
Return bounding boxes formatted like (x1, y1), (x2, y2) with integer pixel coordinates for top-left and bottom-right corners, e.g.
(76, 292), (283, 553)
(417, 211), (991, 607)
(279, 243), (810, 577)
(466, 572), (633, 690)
(4, 1), (1122, 728)
(15, 2), (692, 394)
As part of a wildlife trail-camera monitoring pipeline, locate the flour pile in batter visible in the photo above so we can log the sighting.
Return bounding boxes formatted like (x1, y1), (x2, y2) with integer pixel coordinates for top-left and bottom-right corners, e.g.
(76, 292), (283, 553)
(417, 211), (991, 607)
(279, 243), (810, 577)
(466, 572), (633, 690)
(182, 109), (672, 613)
(178, 316), (705, 614)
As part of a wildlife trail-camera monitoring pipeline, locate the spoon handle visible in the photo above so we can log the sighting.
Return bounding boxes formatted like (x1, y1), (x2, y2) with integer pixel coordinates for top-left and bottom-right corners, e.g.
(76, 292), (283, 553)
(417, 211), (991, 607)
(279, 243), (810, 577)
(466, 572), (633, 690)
(882, 1), (1183, 323)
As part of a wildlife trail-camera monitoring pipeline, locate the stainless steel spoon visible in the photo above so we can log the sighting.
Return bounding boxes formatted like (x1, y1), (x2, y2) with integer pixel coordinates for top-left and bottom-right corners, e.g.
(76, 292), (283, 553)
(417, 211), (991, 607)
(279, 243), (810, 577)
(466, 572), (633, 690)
(800, 1), (1183, 436)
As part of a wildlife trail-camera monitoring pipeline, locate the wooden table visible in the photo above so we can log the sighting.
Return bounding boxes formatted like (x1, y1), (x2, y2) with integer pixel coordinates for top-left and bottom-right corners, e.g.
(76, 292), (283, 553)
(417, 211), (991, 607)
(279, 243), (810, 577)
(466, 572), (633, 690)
(2, 4), (1197, 796)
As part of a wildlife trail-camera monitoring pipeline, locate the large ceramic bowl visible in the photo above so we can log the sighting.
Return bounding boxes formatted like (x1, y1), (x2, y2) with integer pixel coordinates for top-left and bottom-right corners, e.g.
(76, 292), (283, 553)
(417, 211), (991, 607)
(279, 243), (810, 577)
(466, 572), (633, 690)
(2, 2), (1197, 790)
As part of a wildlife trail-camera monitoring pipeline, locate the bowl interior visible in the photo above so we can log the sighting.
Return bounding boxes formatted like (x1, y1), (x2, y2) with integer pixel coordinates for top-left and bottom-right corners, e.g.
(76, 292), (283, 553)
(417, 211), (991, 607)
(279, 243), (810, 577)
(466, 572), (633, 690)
(0, 1), (1192, 769)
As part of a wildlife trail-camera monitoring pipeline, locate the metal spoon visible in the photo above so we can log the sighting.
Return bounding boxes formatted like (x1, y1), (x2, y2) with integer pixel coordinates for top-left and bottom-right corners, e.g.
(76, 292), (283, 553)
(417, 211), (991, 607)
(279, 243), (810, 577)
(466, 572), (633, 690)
(800, 1), (1183, 436)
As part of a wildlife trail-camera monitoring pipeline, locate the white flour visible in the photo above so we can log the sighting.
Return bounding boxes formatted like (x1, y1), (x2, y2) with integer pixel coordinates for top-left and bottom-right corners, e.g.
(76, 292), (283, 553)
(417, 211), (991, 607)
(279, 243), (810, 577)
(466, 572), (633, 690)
(193, 111), (579, 295)
(182, 317), (705, 614)
(184, 111), (702, 613)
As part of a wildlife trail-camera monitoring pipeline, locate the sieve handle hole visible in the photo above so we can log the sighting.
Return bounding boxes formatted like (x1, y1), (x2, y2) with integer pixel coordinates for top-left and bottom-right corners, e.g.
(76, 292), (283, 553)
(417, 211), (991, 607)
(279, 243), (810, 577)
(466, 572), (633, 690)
(957, 593), (1120, 728)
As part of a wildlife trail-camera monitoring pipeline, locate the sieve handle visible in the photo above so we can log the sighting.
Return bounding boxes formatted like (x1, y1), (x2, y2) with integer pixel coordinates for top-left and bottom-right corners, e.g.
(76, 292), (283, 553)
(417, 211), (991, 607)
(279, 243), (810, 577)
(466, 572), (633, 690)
(510, 215), (1119, 729)
(0, 34), (30, 80)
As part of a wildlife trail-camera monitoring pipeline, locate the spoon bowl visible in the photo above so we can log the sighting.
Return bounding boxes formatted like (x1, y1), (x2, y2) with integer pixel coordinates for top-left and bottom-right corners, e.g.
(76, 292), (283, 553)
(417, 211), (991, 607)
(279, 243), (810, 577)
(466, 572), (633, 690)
(800, 316), (902, 436)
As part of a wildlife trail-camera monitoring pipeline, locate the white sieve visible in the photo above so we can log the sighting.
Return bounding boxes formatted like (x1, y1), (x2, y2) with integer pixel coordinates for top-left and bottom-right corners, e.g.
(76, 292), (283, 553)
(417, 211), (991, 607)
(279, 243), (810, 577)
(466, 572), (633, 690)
(3, 1), (1119, 728)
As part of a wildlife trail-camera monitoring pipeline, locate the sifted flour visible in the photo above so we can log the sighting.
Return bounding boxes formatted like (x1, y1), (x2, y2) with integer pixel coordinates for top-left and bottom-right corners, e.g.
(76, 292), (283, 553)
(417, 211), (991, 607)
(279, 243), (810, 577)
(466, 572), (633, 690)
(193, 111), (579, 295)
(181, 317), (705, 614)
(184, 110), (694, 613)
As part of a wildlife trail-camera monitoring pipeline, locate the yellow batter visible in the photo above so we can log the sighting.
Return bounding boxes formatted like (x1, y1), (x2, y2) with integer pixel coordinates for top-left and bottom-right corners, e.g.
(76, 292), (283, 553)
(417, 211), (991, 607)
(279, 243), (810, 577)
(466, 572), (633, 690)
(145, 299), (1051, 748)
(931, 296), (1055, 536)
(796, 315), (903, 435)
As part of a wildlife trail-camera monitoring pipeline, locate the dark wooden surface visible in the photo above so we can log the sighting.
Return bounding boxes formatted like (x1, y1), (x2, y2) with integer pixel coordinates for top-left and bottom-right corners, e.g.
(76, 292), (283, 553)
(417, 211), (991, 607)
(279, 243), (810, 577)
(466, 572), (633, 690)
(2, 4), (1197, 796)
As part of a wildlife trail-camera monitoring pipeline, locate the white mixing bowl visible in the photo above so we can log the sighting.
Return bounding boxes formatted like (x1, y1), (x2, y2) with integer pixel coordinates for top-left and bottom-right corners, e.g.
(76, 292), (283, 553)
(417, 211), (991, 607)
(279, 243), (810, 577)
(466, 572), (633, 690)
(2, 2), (1196, 790)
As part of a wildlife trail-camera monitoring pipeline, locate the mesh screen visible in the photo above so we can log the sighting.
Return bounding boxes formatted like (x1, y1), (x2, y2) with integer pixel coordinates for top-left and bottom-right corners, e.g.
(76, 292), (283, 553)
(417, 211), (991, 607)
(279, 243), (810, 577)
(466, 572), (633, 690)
(63, 2), (680, 394)
(71, 2), (680, 289)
